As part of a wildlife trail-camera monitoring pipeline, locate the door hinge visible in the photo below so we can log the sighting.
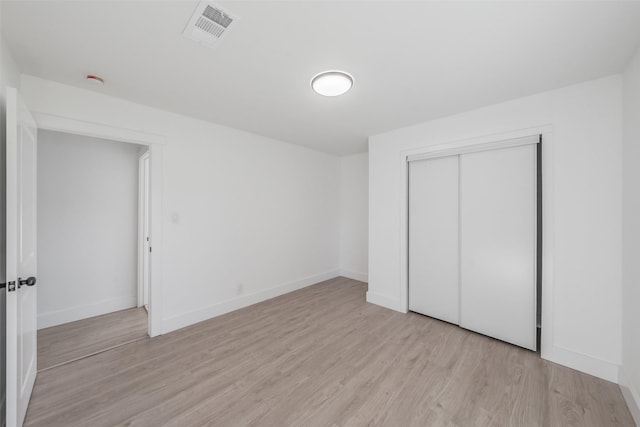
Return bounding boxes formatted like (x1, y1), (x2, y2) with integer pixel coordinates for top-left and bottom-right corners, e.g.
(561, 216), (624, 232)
(1, 281), (17, 292)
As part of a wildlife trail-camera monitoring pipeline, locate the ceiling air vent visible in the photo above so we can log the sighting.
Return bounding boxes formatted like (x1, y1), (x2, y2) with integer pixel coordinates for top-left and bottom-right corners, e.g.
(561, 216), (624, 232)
(183, 1), (237, 47)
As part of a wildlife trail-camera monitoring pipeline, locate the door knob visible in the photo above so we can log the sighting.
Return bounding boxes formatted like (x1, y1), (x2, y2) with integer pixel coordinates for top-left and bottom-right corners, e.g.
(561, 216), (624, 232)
(18, 276), (37, 288)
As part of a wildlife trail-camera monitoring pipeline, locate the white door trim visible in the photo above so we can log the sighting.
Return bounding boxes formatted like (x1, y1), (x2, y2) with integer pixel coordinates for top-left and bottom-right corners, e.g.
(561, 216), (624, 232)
(137, 150), (150, 309)
(398, 125), (554, 361)
(406, 134), (540, 162)
(31, 112), (165, 337)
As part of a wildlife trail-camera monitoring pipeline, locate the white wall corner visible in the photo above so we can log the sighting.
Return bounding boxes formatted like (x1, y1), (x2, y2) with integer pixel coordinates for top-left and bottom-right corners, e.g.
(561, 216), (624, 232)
(365, 291), (404, 313)
(619, 367), (640, 426)
(162, 270), (340, 334)
(542, 345), (620, 383)
(339, 269), (368, 283)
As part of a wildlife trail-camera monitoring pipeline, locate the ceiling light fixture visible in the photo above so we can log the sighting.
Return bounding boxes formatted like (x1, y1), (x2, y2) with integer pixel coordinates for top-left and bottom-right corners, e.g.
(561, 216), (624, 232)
(311, 70), (353, 97)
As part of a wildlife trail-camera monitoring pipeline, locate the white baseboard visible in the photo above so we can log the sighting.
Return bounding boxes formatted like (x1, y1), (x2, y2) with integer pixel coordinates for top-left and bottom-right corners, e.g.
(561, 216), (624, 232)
(339, 269), (368, 283)
(542, 344), (620, 383)
(163, 270), (340, 334)
(38, 296), (137, 329)
(366, 291), (404, 312)
(619, 368), (640, 426)
(364, 290), (622, 385)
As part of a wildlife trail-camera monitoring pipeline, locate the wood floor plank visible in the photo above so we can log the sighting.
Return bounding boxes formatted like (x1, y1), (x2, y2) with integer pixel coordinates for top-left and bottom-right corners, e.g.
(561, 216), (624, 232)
(38, 307), (148, 371)
(24, 278), (635, 427)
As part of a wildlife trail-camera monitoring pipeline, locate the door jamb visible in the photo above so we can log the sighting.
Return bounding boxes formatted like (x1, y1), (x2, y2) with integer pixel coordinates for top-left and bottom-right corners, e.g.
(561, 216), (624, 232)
(137, 150), (150, 309)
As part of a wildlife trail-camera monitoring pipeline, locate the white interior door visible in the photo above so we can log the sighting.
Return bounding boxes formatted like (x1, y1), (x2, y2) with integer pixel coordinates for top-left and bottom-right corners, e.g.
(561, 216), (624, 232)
(6, 87), (38, 427)
(409, 155), (460, 324)
(459, 144), (537, 350)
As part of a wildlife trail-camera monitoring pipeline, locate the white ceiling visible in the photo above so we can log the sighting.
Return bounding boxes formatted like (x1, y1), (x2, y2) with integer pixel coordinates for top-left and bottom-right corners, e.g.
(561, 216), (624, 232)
(2, 1), (640, 155)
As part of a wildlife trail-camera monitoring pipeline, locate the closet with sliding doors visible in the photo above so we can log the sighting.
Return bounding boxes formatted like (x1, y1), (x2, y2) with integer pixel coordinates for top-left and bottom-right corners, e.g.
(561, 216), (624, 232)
(408, 135), (540, 351)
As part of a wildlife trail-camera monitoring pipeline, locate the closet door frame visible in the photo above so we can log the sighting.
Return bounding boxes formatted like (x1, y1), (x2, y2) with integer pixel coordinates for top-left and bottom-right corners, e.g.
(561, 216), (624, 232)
(398, 126), (554, 359)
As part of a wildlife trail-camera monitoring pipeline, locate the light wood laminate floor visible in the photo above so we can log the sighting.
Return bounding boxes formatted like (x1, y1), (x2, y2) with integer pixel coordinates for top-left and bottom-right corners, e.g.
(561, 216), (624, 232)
(25, 277), (634, 426)
(38, 307), (148, 371)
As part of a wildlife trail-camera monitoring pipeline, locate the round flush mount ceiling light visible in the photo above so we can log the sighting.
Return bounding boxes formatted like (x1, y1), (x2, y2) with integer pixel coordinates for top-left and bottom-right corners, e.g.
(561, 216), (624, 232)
(311, 70), (353, 97)
(85, 74), (105, 86)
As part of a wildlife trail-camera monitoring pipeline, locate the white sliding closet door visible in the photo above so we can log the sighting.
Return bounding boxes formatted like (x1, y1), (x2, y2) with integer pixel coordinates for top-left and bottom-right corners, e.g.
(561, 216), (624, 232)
(409, 155), (459, 324)
(459, 144), (536, 350)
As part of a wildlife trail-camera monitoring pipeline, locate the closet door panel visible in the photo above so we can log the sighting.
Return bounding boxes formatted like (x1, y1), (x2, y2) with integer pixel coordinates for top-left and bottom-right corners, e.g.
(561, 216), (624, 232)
(460, 144), (536, 350)
(409, 155), (459, 324)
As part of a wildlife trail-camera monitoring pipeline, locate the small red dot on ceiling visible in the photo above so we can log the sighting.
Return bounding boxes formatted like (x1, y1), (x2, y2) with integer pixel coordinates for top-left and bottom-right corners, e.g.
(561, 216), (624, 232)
(86, 74), (104, 85)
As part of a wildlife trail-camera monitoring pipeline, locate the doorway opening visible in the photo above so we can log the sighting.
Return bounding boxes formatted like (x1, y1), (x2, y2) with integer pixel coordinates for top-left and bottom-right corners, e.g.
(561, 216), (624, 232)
(35, 130), (151, 370)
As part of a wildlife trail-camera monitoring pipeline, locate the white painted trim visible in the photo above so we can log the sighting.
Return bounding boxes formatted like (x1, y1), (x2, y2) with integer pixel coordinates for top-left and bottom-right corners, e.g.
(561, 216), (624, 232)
(37, 296), (137, 329)
(539, 130), (556, 364)
(395, 125), (555, 353)
(365, 291), (403, 312)
(339, 269), (368, 283)
(542, 345), (620, 383)
(619, 368), (640, 426)
(137, 150), (151, 309)
(33, 112), (165, 337)
(137, 152), (147, 308)
(32, 113), (164, 146)
(147, 144), (163, 337)
(163, 270), (341, 334)
(407, 134), (540, 162)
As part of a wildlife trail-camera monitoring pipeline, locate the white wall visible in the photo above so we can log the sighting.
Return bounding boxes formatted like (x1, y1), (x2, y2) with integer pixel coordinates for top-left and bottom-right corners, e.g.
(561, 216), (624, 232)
(368, 75), (623, 382)
(20, 75), (341, 333)
(0, 32), (21, 426)
(339, 153), (368, 282)
(621, 46), (640, 424)
(37, 130), (142, 329)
